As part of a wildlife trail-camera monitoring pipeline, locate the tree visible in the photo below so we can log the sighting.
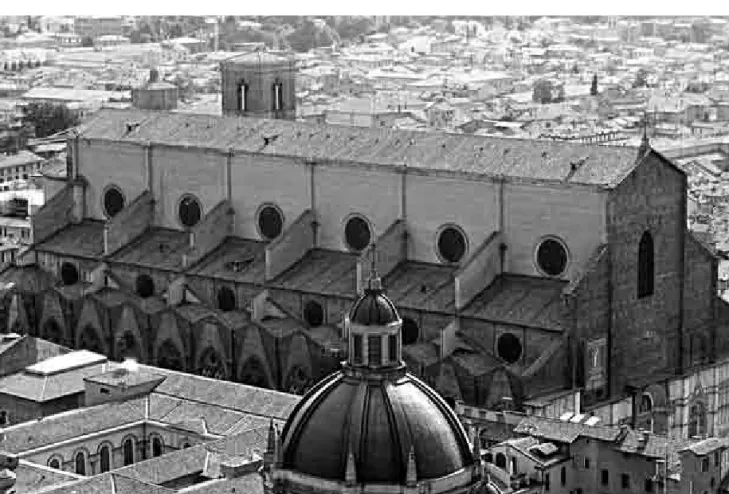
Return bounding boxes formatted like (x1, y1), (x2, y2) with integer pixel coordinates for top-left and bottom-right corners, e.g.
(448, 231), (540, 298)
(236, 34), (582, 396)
(22, 102), (81, 138)
(590, 74), (598, 96)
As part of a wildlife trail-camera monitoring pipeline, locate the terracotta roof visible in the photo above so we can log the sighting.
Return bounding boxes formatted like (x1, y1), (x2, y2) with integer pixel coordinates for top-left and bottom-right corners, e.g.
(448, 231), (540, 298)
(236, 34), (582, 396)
(108, 227), (189, 271)
(461, 275), (566, 331)
(0, 360), (108, 402)
(112, 442), (208, 486)
(77, 109), (642, 188)
(0, 264), (57, 292)
(28, 472), (175, 494)
(34, 220), (105, 258)
(185, 236), (266, 284)
(382, 261), (456, 312)
(271, 248), (358, 296)
(0, 150), (44, 170)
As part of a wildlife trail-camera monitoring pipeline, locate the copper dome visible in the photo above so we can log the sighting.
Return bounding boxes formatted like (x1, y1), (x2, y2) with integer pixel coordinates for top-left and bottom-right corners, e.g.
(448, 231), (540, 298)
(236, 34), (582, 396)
(349, 284), (399, 326)
(280, 369), (475, 484)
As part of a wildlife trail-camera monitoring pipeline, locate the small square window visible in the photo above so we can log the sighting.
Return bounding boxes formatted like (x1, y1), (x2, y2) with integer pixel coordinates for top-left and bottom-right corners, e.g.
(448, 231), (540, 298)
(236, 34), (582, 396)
(584, 457), (590, 469)
(621, 473), (630, 489)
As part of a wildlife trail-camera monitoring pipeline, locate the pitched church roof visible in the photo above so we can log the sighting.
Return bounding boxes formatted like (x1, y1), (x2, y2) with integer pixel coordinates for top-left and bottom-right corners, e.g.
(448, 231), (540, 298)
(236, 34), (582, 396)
(77, 109), (643, 189)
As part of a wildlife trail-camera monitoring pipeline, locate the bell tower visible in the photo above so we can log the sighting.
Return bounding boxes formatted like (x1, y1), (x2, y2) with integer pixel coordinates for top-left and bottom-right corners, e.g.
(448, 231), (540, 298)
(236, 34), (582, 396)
(220, 50), (297, 120)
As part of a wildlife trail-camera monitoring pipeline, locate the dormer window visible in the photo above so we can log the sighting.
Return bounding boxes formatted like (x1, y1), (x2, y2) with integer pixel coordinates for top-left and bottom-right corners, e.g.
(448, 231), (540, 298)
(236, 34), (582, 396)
(238, 81), (248, 112)
(272, 81), (283, 111)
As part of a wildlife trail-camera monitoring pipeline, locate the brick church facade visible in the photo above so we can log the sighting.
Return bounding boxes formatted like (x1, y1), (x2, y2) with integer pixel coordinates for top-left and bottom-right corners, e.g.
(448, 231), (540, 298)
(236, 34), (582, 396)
(2, 52), (729, 441)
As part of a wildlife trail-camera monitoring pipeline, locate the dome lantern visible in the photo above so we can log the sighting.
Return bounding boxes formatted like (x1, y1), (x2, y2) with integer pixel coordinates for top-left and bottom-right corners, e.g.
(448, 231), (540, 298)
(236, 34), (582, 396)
(345, 244), (403, 372)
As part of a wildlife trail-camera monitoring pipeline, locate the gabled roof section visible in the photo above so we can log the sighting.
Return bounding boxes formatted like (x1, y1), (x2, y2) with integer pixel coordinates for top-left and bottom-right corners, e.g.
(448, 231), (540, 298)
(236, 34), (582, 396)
(77, 109), (642, 188)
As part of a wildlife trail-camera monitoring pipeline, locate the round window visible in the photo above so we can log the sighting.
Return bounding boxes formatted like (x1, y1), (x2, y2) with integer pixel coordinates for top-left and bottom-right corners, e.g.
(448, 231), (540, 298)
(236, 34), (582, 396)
(178, 195), (202, 228)
(497, 332), (522, 364)
(536, 237), (568, 277)
(401, 317), (419, 345)
(258, 204), (284, 240)
(344, 216), (372, 252)
(60, 262), (79, 286)
(103, 186), (125, 218)
(303, 300), (324, 327)
(217, 286), (236, 312)
(135, 274), (155, 299)
(437, 225), (467, 263)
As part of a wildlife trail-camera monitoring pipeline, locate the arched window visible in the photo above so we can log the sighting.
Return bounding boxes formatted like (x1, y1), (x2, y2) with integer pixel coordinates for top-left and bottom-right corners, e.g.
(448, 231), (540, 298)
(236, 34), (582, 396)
(123, 437), (135, 466)
(152, 436), (163, 457)
(135, 274), (155, 298)
(639, 393), (653, 414)
(216, 286), (236, 312)
(0, 411), (8, 426)
(48, 457), (61, 469)
(688, 401), (707, 438)
(495, 452), (507, 469)
(484, 452), (493, 463)
(157, 340), (184, 372)
(303, 300), (324, 327)
(638, 231), (655, 298)
(75, 451), (86, 475)
(238, 81), (248, 111)
(239, 357), (269, 388)
(401, 317), (419, 345)
(60, 262), (79, 286)
(511, 456), (518, 475)
(99, 444), (111, 473)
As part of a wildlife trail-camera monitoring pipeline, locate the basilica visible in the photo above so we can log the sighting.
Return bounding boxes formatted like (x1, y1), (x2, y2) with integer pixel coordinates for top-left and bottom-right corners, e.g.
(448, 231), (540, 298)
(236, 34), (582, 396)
(2, 50), (729, 441)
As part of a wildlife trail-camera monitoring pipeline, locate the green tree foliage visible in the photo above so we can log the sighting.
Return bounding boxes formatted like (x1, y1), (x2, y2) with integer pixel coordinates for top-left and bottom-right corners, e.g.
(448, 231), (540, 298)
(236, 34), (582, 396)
(590, 74), (598, 96)
(334, 16), (374, 41)
(287, 20), (339, 53)
(532, 79), (564, 104)
(22, 102), (81, 138)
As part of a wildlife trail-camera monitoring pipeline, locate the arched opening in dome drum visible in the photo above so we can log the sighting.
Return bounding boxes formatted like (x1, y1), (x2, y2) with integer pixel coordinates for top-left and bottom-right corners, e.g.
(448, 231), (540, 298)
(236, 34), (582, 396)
(257, 204), (284, 240)
(437, 226), (467, 263)
(123, 437), (135, 466)
(178, 195), (202, 228)
(401, 317), (419, 345)
(78, 325), (103, 354)
(151, 437), (164, 458)
(239, 357), (269, 389)
(103, 186), (125, 218)
(199, 348), (226, 380)
(303, 300), (324, 327)
(43, 319), (64, 345)
(216, 286), (236, 312)
(157, 340), (184, 372)
(60, 262), (79, 286)
(74, 451), (86, 475)
(484, 452), (493, 463)
(495, 453), (507, 469)
(135, 274), (155, 298)
(99, 445), (111, 473)
(344, 216), (371, 252)
(117, 333), (142, 362)
(536, 237), (568, 277)
(497, 332), (522, 364)
(48, 458), (60, 470)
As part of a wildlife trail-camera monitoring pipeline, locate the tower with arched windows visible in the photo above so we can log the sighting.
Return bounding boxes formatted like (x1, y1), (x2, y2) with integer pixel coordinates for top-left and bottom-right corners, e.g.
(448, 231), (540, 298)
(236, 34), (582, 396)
(220, 50), (297, 119)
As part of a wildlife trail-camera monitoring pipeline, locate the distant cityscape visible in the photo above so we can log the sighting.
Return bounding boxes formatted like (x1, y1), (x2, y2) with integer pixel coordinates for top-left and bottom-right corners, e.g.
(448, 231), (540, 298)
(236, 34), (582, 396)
(2, 14), (729, 494)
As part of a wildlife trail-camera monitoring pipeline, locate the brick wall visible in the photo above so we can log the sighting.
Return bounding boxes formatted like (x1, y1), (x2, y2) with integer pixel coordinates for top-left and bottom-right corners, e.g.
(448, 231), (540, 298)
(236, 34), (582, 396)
(454, 231), (503, 310)
(221, 61), (297, 119)
(607, 151), (686, 397)
(188, 200), (234, 268)
(79, 141), (147, 221)
(32, 184), (74, 244)
(683, 232), (717, 363)
(265, 209), (315, 281)
(356, 219), (407, 293)
(565, 245), (611, 400)
(106, 191), (155, 256)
